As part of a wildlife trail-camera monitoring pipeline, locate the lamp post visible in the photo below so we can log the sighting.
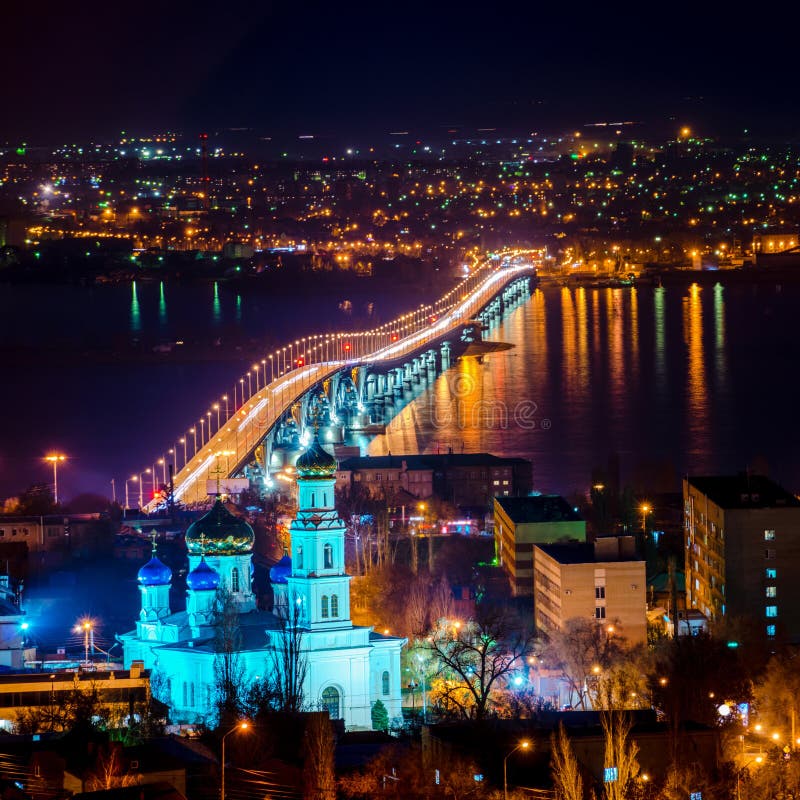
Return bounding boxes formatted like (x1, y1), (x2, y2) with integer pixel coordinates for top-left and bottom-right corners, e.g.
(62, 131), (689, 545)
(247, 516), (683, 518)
(640, 503), (651, 534)
(190, 428), (197, 456)
(416, 653), (427, 723)
(737, 756), (763, 800)
(503, 741), (530, 800)
(213, 403), (220, 430)
(45, 454), (66, 505)
(221, 721), (250, 800)
(222, 395), (229, 421)
(125, 476), (137, 513)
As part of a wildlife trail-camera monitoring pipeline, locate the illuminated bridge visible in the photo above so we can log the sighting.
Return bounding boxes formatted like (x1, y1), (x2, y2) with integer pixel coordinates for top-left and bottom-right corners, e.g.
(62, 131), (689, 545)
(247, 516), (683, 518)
(143, 250), (539, 510)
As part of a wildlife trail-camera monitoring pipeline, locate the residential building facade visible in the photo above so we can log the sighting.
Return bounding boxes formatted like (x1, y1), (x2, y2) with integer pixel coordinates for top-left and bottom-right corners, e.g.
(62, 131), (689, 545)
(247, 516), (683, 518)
(494, 495), (585, 596)
(533, 537), (647, 644)
(337, 452), (532, 508)
(684, 474), (800, 642)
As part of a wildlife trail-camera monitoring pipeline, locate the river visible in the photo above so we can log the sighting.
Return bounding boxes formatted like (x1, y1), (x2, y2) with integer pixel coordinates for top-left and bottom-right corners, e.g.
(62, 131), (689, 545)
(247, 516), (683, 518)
(1, 279), (799, 500)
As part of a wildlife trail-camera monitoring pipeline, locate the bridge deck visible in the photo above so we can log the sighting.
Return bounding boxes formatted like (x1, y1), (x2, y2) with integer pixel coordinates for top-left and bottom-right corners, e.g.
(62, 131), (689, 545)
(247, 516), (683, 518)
(151, 258), (535, 509)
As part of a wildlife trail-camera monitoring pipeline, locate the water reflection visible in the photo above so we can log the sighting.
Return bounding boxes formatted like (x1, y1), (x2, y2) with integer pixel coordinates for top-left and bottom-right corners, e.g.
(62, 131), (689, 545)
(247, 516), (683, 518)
(654, 286), (666, 392)
(130, 281), (141, 332)
(159, 281), (167, 326)
(213, 282), (222, 324)
(684, 284), (710, 463)
(714, 283), (725, 387)
(361, 284), (743, 493)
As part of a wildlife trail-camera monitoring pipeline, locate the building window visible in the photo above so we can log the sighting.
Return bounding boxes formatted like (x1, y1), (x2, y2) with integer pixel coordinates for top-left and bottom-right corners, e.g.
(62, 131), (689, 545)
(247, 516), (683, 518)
(765, 549), (776, 560)
(766, 606), (778, 618)
(182, 682), (188, 707)
(375, 473), (382, 482)
(190, 683), (195, 707)
(595, 607), (606, 619)
(766, 568), (777, 579)
(766, 586), (777, 598)
(322, 687), (340, 719)
(324, 543), (333, 569)
(765, 530), (776, 541)
(767, 624), (776, 637)
(493, 480), (500, 486)
(331, 594), (339, 617)
(231, 567), (240, 593)
(595, 586), (606, 600)
(321, 595), (329, 618)
(297, 546), (303, 569)
(382, 670), (390, 695)
(311, 492), (316, 507)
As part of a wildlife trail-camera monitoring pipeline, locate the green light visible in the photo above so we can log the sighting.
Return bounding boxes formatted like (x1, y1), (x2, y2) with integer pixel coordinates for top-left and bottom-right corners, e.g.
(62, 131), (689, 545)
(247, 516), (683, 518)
(727, 641), (739, 649)
(15, 146), (25, 156)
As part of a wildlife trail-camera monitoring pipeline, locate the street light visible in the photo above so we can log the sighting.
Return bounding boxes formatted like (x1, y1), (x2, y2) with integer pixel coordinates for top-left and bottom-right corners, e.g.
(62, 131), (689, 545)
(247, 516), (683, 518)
(221, 721), (250, 800)
(503, 741), (531, 800)
(737, 756), (763, 800)
(45, 454), (66, 505)
(640, 503), (651, 533)
(125, 476), (137, 513)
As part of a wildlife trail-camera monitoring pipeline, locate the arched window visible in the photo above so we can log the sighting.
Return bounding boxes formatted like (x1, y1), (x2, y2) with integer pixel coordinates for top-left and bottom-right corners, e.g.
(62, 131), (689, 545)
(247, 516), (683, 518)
(324, 543), (333, 569)
(321, 595), (329, 618)
(297, 545), (303, 569)
(231, 567), (240, 593)
(382, 670), (390, 696)
(322, 686), (340, 720)
(330, 594), (339, 617)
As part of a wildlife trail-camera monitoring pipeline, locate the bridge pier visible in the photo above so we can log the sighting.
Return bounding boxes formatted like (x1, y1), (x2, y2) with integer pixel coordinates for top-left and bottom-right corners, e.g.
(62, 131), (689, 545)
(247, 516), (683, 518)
(441, 342), (452, 370)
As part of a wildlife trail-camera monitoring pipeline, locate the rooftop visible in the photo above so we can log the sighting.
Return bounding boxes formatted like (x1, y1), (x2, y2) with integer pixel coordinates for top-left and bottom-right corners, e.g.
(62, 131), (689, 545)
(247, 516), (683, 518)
(536, 542), (643, 565)
(338, 452), (530, 471)
(686, 475), (800, 509)
(495, 495), (582, 524)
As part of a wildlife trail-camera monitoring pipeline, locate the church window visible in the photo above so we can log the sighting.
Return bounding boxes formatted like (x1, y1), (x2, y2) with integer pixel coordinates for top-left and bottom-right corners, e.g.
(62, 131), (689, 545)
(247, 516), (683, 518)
(321, 595), (329, 618)
(231, 567), (240, 593)
(182, 682), (188, 707)
(382, 670), (390, 695)
(297, 546), (303, 569)
(331, 594), (339, 617)
(322, 686), (340, 720)
(324, 543), (333, 569)
(190, 683), (195, 707)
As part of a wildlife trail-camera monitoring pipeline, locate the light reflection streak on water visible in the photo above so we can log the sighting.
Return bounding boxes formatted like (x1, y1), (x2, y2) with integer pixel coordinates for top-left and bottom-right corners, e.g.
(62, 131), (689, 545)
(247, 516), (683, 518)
(130, 281), (141, 332)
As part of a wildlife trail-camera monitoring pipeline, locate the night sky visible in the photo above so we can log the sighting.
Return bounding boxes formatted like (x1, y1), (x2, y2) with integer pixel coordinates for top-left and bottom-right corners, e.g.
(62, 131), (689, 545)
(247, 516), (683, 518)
(4, 1), (800, 142)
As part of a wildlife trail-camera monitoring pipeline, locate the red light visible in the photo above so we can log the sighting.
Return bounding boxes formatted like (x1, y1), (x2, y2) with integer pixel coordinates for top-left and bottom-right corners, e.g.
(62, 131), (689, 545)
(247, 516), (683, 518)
(391, 333), (398, 342)
(296, 358), (305, 367)
(152, 490), (159, 499)
(344, 343), (351, 352)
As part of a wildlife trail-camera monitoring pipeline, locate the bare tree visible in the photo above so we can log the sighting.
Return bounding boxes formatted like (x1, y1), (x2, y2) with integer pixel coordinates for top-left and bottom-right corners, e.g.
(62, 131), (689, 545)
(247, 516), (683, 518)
(406, 576), (430, 638)
(429, 573), (455, 626)
(426, 602), (535, 720)
(85, 744), (139, 792)
(551, 723), (584, 800)
(267, 590), (308, 713)
(304, 712), (336, 800)
(213, 586), (246, 726)
(543, 618), (627, 710)
(600, 712), (639, 800)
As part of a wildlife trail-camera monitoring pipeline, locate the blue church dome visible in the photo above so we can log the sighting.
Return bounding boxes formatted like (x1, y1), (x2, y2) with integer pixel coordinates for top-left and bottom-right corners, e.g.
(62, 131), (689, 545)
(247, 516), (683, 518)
(186, 558), (220, 591)
(269, 552), (292, 585)
(138, 556), (172, 587)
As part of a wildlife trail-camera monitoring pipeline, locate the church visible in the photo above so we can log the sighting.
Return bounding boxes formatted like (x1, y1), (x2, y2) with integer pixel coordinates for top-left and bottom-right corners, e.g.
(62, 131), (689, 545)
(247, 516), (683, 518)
(119, 436), (405, 729)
